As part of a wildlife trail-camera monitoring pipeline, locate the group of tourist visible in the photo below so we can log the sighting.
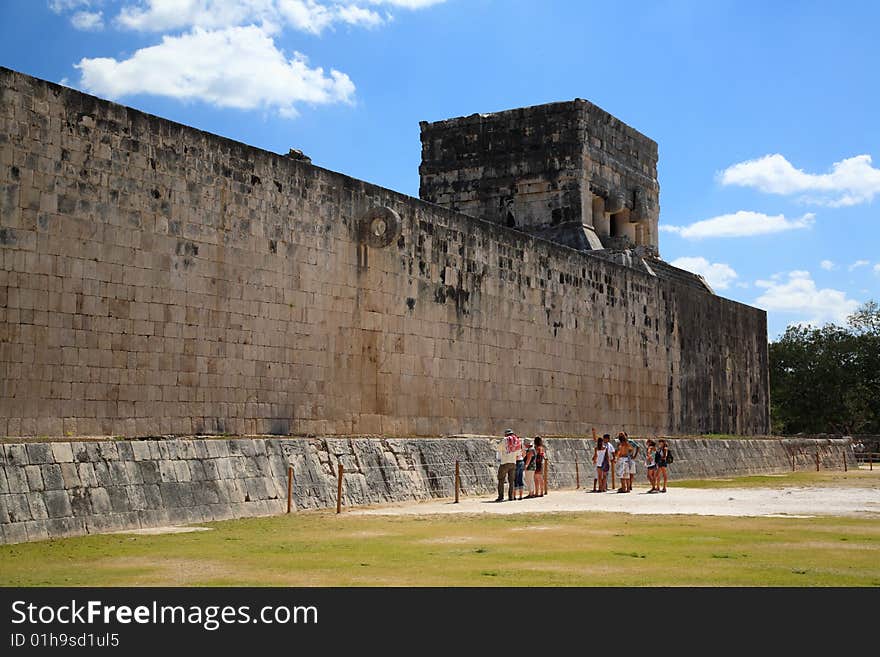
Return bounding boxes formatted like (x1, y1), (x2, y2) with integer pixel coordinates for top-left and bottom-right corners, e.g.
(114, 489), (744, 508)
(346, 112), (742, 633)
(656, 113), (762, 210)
(494, 430), (547, 501)
(494, 430), (672, 501)
(591, 433), (671, 494)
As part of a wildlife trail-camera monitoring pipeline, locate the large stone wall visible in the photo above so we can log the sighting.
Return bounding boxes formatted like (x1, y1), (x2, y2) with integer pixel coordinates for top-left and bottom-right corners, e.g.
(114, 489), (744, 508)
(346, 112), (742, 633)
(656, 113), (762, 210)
(0, 67), (768, 438)
(0, 436), (856, 544)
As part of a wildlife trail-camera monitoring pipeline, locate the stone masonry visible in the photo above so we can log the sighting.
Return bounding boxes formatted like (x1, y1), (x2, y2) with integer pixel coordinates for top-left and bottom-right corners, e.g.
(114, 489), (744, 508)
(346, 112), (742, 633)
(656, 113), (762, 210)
(0, 436), (855, 544)
(0, 67), (769, 438)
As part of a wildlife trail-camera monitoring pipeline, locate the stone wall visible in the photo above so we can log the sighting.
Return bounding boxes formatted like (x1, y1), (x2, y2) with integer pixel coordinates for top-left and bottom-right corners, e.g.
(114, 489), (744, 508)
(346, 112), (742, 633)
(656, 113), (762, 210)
(419, 99), (660, 250)
(0, 436), (856, 544)
(0, 67), (768, 438)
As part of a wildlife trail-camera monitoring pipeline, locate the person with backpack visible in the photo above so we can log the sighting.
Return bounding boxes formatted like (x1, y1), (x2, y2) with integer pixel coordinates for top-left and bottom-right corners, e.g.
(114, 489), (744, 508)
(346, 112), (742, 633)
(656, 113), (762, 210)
(655, 438), (673, 493)
(494, 429), (521, 502)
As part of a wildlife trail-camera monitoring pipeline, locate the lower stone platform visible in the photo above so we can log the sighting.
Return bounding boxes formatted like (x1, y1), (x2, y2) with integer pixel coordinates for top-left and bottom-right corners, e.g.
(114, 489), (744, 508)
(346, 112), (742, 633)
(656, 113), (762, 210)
(0, 436), (855, 544)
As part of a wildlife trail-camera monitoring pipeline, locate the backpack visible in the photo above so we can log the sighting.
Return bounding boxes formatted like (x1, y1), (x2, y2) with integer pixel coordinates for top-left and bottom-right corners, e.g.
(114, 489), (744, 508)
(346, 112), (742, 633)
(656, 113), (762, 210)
(666, 448), (674, 464)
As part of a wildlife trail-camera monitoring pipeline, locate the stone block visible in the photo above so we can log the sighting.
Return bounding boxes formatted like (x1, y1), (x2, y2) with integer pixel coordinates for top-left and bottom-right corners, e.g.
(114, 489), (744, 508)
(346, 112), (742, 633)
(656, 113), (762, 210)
(25, 442), (53, 464)
(4, 493), (31, 523)
(4, 444), (28, 466)
(50, 442), (74, 462)
(45, 517), (87, 538)
(59, 462), (80, 488)
(142, 484), (162, 510)
(87, 487), (112, 515)
(131, 441), (152, 461)
(26, 493), (49, 520)
(3, 521), (29, 544)
(77, 462), (98, 487)
(106, 486), (130, 513)
(24, 465), (43, 491)
(44, 489), (72, 518)
(23, 521), (50, 542)
(93, 461), (113, 487)
(138, 460), (161, 484)
(124, 460), (143, 484)
(68, 487), (91, 516)
(40, 463), (64, 490)
(116, 441), (134, 460)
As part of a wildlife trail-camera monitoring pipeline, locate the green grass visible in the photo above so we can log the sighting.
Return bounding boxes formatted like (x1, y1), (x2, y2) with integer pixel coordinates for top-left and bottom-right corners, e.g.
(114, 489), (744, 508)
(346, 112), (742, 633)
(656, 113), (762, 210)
(1, 510), (878, 587)
(673, 469), (877, 489)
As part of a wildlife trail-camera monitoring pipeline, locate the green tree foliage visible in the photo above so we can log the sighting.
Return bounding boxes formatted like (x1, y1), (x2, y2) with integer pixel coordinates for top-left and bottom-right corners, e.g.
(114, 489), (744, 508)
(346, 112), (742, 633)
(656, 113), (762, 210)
(770, 300), (880, 434)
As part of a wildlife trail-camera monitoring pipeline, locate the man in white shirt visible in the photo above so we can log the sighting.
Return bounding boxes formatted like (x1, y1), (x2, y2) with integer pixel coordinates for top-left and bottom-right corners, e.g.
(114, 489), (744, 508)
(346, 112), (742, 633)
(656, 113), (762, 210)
(495, 429), (521, 502)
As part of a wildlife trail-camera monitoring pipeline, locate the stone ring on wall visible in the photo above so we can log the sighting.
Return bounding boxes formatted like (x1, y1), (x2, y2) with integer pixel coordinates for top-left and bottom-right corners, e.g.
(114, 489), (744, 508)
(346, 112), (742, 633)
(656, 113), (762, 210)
(359, 206), (402, 248)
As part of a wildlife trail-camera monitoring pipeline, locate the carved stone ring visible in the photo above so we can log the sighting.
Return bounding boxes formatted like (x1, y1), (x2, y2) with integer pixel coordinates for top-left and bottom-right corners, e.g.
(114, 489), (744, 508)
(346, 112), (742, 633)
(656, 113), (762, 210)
(359, 206), (402, 248)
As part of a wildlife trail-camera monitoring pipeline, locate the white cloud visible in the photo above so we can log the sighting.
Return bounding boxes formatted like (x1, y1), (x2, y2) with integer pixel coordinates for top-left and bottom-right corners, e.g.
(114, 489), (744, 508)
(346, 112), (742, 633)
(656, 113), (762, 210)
(49, 0), (97, 12)
(335, 4), (385, 28)
(719, 153), (880, 207)
(75, 25), (355, 117)
(670, 256), (738, 290)
(753, 270), (860, 326)
(660, 210), (815, 239)
(116, 1), (278, 32)
(849, 259), (870, 271)
(60, 0), (445, 118)
(819, 259), (836, 271)
(874, 264), (880, 275)
(112, 0), (444, 34)
(71, 10), (104, 30)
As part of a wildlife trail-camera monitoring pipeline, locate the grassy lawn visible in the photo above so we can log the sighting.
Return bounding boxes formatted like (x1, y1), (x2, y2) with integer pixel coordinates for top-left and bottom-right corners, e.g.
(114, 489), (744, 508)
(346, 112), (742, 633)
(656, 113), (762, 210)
(673, 468), (879, 489)
(1, 509), (878, 587)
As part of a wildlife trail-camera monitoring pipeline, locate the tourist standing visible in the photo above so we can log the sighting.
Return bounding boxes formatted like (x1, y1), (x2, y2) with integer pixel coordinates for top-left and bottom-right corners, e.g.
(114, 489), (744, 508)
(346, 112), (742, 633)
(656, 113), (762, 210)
(514, 439), (526, 500)
(614, 433), (636, 493)
(592, 435), (607, 492)
(523, 438), (537, 498)
(495, 429), (521, 502)
(655, 438), (670, 493)
(645, 439), (659, 492)
(533, 436), (546, 497)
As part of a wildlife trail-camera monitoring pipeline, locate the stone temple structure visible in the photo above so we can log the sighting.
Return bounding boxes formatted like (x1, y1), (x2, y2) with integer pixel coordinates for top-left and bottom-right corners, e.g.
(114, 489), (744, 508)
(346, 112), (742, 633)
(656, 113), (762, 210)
(0, 67), (770, 440)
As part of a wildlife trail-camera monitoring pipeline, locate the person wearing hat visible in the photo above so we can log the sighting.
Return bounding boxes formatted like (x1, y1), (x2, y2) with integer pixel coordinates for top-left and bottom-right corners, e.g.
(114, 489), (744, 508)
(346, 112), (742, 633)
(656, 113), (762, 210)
(495, 429), (521, 502)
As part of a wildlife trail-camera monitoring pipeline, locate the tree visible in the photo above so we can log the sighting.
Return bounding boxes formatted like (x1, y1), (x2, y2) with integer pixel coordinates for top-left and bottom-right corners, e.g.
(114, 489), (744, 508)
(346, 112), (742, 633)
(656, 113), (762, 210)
(769, 300), (880, 434)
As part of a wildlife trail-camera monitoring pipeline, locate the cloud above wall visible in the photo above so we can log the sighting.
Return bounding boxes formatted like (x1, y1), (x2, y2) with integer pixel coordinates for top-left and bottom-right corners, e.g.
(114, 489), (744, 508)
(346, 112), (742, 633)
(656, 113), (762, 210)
(659, 210), (815, 239)
(754, 270), (860, 326)
(670, 256), (738, 290)
(55, 0), (447, 116)
(75, 25), (355, 117)
(719, 153), (880, 207)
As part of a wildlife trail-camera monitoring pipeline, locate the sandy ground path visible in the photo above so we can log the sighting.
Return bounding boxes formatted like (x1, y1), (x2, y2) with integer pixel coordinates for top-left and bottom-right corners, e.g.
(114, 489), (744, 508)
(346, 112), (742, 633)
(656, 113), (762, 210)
(351, 485), (880, 518)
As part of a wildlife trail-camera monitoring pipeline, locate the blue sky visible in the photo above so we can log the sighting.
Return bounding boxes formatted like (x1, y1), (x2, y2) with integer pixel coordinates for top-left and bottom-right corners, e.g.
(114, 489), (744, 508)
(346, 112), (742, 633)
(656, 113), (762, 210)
(2, 0), (878, 338)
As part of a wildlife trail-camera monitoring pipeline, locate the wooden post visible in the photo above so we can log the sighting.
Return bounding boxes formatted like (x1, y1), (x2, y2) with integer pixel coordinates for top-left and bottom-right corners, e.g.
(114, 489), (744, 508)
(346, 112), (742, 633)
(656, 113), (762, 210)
(286, 465), (294, 513)
(791, 452), (795, 472)
(544, 458), (550, 495)
(870, 453), (873, 471)
(843, 451), (847, 472)
(575, 459), (580, 489)
(336, 463), (344, 514)
(815, 451), (820, 472)
(454, 460), (460, 504)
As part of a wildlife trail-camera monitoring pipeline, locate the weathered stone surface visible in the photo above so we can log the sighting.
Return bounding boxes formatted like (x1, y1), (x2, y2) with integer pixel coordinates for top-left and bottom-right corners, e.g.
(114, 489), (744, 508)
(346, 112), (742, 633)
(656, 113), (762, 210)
(0, 436), (857, 544)
(44, 490), (72, 518)
(0, 67), (767, 440)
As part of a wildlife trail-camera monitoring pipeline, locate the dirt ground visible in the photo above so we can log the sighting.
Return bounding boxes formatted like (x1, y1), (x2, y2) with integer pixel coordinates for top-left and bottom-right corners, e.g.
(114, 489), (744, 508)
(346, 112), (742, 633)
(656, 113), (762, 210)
(352, 473), (880, 519)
